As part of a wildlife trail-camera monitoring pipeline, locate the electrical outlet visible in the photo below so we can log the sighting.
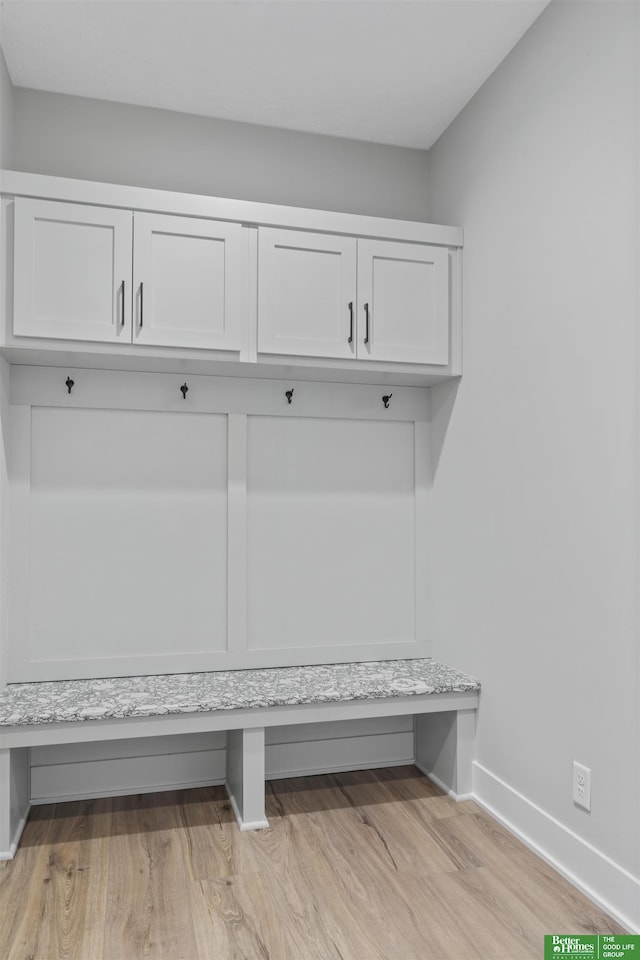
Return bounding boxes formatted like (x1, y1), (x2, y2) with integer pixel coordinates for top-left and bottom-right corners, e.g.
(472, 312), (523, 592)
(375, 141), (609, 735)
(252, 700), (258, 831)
(573, 761), (591, 811)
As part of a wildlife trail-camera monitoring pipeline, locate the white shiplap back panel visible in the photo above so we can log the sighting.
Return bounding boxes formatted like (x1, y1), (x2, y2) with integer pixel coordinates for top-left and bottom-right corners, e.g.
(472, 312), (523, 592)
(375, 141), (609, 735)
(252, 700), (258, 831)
(30, 749), (228, 804)
(247, 416), (416, 654)
(8, 368), (431, 678)
(265, 731), (413, 779)
(29, 717), (414, 803)
(22, 406), (228, 676)
(30, 731), (229, 766)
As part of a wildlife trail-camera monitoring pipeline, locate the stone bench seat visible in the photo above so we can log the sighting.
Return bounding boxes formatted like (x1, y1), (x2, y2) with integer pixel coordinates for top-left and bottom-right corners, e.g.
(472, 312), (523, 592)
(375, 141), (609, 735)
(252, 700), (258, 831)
(0, 658), (480, 857)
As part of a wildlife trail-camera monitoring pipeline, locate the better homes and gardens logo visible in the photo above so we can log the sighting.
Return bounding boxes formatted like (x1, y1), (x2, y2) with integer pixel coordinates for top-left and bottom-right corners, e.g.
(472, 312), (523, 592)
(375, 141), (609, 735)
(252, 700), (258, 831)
(546, 937), (596, 957)
(544, 935), (639, 959)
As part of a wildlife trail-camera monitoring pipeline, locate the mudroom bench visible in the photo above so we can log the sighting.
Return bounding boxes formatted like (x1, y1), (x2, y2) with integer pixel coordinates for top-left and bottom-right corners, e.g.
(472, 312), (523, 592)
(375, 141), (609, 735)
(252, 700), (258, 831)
(0, 658), (480, 859)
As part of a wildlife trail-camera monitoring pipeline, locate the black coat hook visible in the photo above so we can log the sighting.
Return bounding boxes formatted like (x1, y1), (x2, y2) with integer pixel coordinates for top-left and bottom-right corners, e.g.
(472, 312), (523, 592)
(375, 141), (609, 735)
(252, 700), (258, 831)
(285, 389), (294, 405)
(382, 394), (392, 409)
(65, 376), (74, 395)
(180, 382), (189, 399)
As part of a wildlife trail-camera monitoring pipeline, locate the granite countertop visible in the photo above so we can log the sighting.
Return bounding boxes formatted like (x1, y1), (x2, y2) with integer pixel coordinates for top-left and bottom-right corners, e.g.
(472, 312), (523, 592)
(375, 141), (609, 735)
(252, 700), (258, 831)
(0, 659), (480, 726)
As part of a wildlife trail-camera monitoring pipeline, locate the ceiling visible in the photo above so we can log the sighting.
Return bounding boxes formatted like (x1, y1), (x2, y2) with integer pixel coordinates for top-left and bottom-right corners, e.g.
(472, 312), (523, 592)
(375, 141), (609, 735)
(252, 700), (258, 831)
(0, 0), (550, 150)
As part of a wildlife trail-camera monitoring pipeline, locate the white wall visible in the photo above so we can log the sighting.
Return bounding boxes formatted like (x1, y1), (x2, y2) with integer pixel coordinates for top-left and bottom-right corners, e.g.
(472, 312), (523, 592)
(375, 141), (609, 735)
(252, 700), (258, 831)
(427, 0), (639, 929)
(0, 29), (14, 685)
(12, 88), (428, 220)
(0, 356), (9, 689)
(0, 42), (14, 169)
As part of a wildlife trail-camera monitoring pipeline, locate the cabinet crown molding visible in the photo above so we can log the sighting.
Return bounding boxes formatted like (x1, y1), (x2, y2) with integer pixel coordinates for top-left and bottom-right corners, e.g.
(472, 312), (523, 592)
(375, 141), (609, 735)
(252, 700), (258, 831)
(0, 170), (463, 247)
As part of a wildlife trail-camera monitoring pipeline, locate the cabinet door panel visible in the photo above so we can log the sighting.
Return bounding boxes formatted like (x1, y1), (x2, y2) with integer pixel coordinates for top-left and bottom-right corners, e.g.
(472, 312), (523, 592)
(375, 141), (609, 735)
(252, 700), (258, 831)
(133, 213), (243, 350)
(258, 228), (356, 358)
(13, 199), (132, 342)
(357, 240), (449, 364)
(247, 416), (415, 652)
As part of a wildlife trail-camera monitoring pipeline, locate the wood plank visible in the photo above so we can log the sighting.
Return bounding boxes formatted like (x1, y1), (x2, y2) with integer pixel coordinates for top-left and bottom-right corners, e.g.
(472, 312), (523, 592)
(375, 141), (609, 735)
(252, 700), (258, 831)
(335, 764), (444, 803)
(0, 842), (59, 959)
(189, 876), (275, 960)
(409, 867), (537, 959)
(103, 792), (198, 960)
(0, 799), (111, 960)
(230, 795), (389, 960)
(176, 785), (258, 881)
(428, 812), (624, 935)
(265, 774), (489, 959)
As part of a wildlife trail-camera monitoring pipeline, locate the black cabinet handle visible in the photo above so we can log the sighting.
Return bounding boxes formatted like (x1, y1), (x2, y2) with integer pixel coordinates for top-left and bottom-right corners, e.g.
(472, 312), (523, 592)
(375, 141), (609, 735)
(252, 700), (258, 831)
(364, 303), (370, 345)
(139, 281), (144, 329)
(120, 280), (126, 327)
(348, 301), (354, 344)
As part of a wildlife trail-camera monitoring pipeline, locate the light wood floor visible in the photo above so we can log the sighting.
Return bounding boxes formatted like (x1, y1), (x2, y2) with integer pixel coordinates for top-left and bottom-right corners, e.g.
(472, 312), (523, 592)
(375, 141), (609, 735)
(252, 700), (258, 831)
(0, 766), (624, 960)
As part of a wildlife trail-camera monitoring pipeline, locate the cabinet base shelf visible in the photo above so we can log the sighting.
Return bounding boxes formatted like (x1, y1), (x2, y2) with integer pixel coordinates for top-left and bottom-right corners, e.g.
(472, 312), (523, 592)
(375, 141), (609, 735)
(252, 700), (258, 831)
(1, 344), (461, 387)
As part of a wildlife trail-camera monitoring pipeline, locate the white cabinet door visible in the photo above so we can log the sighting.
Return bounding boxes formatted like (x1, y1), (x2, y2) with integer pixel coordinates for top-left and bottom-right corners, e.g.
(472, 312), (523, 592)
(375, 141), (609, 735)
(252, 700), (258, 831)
(133, 213), (243, 350)
(13, 199), (132, 342)
(258, 228), (356, 358)
(357, 239), (450, 365)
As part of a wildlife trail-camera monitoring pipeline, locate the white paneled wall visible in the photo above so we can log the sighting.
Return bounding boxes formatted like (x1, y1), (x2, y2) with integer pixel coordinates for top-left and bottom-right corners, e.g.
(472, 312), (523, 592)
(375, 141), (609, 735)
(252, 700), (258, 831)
(0, 358), (10, 687)
(8, 366), (431, 681)
(29, 407), (229, 661)
(246, 416), (416, 651)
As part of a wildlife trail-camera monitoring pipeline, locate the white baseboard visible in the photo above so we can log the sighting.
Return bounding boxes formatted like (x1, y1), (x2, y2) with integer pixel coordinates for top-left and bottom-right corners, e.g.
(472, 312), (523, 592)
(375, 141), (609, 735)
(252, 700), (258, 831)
(473, 761), (640, 934)
(414, 760), (473, 801)
(0, 808), (29, 861)
(225, 785), (269, 832)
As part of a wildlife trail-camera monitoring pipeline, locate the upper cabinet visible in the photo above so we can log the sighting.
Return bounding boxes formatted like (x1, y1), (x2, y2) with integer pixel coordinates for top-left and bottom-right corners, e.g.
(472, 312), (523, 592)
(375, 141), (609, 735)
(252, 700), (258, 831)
(258, 228), (450, 366)
(13, 200), (243, 351)
(14, 199), (133, 343)
(3, 174), (462, 383)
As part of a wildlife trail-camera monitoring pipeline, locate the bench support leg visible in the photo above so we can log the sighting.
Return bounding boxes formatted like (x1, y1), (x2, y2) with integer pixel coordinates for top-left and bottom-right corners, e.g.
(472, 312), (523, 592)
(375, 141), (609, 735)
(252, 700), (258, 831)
(415, 709), (476, 800)
(225, 728), (269, 831)
(0, 747), (31, 860)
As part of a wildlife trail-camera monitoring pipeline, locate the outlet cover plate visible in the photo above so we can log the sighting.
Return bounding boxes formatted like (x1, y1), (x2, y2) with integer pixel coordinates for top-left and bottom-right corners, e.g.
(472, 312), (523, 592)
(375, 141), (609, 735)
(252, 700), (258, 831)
(573, 761), (591, 811)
